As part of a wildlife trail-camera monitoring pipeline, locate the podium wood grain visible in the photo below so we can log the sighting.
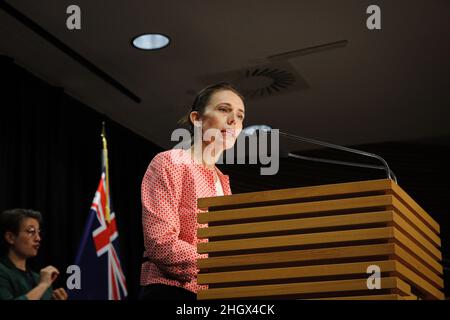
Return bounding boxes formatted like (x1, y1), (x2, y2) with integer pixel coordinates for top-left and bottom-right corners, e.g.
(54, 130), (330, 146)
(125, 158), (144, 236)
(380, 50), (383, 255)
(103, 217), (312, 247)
(196, 179), (444, 300)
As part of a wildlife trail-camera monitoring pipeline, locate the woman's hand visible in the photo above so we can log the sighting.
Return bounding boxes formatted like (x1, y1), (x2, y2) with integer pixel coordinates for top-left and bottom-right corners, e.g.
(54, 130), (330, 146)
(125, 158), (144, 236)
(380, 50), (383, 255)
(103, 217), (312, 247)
(26, 266), (61, 300)
(39, 265), (60, 287)
(52, 288), (68, 300)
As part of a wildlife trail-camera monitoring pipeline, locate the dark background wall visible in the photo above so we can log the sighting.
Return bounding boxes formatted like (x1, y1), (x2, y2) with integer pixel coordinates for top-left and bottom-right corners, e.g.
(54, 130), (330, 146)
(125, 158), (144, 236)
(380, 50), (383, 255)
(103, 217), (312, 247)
(0, 56), (163, 298)
(0, 56), (448, 298)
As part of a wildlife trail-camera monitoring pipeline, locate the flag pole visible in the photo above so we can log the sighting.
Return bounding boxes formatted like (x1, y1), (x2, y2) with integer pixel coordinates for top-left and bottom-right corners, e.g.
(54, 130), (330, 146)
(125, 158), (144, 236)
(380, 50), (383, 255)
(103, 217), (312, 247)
(101, 121), (111, 223)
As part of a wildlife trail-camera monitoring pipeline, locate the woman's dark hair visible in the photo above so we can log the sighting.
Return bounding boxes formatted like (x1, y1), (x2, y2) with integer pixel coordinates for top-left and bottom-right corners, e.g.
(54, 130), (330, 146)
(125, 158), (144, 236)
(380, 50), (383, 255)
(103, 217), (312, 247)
(0, 208), (43, 252)
(179, 82), (244, 133)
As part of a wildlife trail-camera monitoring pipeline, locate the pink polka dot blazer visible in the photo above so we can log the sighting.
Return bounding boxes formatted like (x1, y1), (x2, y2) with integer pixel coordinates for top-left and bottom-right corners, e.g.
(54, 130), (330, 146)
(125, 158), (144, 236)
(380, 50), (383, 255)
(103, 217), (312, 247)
(140, 149), (231, 293)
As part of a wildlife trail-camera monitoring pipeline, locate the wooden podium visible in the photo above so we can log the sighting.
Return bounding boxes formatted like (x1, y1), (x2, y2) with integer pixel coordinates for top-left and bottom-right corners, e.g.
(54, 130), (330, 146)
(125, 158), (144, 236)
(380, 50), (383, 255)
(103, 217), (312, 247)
(196, 179), (444, 300)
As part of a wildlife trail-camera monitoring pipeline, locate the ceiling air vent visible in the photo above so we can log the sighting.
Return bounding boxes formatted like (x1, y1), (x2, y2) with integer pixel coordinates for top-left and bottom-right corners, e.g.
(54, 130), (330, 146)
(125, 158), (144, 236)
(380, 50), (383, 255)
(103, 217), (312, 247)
(198, 61), (309, 100)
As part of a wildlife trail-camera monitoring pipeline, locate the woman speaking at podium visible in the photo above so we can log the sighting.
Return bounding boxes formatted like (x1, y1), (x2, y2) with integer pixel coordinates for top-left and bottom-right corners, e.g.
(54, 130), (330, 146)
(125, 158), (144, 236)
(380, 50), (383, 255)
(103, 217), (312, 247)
(140, 83), (245, 300)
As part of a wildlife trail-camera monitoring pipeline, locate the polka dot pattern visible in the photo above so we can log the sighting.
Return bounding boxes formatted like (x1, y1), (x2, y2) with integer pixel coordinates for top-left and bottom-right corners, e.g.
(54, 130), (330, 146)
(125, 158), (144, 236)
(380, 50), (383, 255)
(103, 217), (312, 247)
(140, 149), (231, 293)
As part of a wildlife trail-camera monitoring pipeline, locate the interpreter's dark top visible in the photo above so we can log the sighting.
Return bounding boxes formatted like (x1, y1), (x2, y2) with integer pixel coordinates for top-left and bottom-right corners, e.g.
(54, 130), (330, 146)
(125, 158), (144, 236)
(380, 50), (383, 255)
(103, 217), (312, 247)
(0, 255), (53, 300)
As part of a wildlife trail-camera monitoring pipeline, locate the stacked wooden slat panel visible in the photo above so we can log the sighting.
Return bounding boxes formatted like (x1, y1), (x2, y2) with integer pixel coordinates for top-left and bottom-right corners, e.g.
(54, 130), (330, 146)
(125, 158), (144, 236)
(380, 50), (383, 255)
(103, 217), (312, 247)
(196, 179), (444, 300)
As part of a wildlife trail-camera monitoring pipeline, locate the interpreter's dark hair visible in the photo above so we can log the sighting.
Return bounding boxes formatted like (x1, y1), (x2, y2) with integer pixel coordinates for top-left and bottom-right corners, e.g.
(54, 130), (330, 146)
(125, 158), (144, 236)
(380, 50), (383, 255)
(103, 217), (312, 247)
(178, 82), (244, 134)
(0, 208), (43, 252)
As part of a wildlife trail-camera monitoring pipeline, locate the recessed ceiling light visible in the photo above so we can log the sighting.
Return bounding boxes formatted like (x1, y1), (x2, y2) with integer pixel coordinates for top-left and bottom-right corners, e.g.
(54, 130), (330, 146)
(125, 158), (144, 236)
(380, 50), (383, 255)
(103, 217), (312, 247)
(132, 34), (170, 50)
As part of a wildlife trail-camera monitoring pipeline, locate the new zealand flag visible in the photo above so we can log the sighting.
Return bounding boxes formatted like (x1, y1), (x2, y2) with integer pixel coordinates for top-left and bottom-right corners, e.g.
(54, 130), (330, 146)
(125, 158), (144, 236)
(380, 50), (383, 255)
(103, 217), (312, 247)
(69, 167), (127, 300)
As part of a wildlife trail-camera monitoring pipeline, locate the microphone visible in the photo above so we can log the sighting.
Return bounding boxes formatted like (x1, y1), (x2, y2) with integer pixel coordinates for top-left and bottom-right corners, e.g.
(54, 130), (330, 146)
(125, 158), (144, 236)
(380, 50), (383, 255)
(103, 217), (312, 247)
(242, 125), (398, 183)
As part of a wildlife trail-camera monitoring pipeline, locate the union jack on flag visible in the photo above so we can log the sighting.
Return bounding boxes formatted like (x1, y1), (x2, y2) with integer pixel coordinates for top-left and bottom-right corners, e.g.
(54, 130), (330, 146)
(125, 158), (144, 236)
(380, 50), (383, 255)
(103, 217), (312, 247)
(69, 130), (127, 300)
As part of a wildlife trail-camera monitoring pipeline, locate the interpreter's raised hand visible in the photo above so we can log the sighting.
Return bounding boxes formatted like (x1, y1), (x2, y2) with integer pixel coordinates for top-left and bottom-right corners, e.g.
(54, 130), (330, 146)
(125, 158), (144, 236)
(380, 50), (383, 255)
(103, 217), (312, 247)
(39, 265), (60, 287)
(52, 287), (68, 300)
